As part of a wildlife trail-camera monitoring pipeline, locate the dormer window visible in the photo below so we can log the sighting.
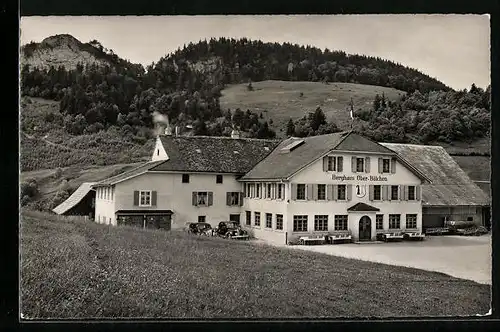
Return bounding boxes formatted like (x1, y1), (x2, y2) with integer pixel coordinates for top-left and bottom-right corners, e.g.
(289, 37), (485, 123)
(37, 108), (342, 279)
(216, 175), (223, 184)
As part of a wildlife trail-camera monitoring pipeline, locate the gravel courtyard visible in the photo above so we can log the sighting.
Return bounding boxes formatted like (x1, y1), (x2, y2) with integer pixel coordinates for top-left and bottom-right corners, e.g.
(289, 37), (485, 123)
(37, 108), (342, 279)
(260, 235), (492, 285)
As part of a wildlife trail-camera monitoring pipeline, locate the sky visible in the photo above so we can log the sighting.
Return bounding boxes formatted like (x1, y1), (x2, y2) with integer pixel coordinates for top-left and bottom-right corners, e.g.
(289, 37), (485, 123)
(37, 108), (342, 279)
(20, 15), (490, 91)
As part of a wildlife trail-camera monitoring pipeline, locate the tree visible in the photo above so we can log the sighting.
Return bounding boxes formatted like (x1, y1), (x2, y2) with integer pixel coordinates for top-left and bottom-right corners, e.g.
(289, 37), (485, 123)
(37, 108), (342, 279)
(286, 118), (295, 136)
(309, 107), (327, 131)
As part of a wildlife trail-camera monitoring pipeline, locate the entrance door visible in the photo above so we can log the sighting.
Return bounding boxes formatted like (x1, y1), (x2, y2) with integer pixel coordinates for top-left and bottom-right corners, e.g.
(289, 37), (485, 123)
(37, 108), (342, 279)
(359, 216), (372, 241)
(229, 214), (241, 225)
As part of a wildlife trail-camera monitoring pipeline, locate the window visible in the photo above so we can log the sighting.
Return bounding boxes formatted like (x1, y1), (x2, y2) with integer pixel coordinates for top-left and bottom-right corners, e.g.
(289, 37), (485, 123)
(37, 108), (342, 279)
(334, 215), (348, 231)
(317, 184), (326, 200)
(216, 175), (223, 184)
(337, 185), (346, 200)
(246, 211), (251, 226)
(228, 192), (240, 206)
(197, 192), (208, 206)
(376, 214), (384, 230)
(327, 156), (343, 171)
(139, 190), (152, 206)
(296, 184), (306, 200)
(198, 216), (206, 223)
(328, 156), (336, 171)
(277, 184), (284, 199)
(467, 216), (474, 222)
(276, 214), (283, 230)
(408, 186), (416, 200)
(293, 215), (308, 232)
(266, 213), (272, 228)
(356, 158), (365, 172)
(374, 185), (381, 200)
(314, 215), (328, 231)
(267, 184), (272, 198)
(249, 184), (255, 197)
(389, 214), (401, 229)
(406, 214), (417, 229)
(157, 149), (159, 156)
(254, 212), (261, 226)
(182, 174), (190, 183)
(391, 186), (399, 200)
(382, 158), (391, 173)
(256, 184), (261, 197)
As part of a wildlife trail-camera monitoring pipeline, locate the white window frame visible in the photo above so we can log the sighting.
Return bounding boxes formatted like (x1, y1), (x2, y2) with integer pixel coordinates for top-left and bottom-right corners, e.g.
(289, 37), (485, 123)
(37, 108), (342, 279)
(382, 158), (391, 173)
(317, 184), (326, 200)
(277, 184), (284, 199)
(406, 214), (417, 229)
(391, 185), (399, 200)
(229, 192), (240, 206)
(265, 213), (272, 228)
(407, 186), (416, 201)
(389, 214), (401, 229)
(276, 214), (283, 230)
(376, 214), (384, 230)
(334, 215), (348, 231)
(197, 191), (208, 206)
(139, 190), (152, 207)
(337, 184), (347, 200)
(293, 215), (308, 232)
(356, 158), (365, 172)
(373, 185), (381, 201)
(314, 215), (328, 231)
(296, 184), (306, 200)
(254, 212), (261, 227)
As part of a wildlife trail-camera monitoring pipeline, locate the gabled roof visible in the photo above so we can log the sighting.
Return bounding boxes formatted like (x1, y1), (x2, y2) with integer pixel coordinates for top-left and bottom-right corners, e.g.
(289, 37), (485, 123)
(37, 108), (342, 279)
(241, 131), (423, 181)
(52, 182), (96, 215)
(347, 202), (380, 212)
(380, 143), (490, 206)
(241, 132), (349, 180)
(93, 160), (166, 187)
(152, 135), (280, 174)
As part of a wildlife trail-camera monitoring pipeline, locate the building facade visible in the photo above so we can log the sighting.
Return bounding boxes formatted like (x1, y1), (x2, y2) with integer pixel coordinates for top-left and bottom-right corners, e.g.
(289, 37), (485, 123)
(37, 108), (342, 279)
(92, 130), (489, 243)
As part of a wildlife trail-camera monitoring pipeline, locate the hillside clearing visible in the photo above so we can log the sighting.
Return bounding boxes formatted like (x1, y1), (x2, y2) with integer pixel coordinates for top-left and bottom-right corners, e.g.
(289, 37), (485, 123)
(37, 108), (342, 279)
(20, 211), (490, 319)
(220, 80), (405, 134)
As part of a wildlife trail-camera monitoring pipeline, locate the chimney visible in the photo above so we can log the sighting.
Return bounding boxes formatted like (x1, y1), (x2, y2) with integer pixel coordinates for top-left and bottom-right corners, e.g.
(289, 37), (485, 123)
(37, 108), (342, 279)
(231, 129), (240, 139)
(165, 126), (173, 136)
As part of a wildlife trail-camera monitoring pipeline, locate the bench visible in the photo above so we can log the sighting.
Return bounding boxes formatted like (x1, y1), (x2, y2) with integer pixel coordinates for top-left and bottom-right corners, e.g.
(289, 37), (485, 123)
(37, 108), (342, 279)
(228, 235), (250, 240)
(380, 232), (404, 242)
(403, 231), (425, 240)
(329, 233), (352, 244)
(424, 227), (450, 235)
(298, 235), (328, 245)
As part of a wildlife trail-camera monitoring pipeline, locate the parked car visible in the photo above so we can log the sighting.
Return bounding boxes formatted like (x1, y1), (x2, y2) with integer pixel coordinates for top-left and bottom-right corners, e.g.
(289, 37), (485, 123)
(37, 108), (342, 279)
(214, 221), (248, 239)
(187, 222), (213, 236)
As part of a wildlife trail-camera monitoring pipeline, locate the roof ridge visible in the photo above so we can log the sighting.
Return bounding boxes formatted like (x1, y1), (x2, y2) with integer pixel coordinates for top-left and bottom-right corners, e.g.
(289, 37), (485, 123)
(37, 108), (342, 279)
(159, 134), (282, 142)
(380, 142), (446, 148)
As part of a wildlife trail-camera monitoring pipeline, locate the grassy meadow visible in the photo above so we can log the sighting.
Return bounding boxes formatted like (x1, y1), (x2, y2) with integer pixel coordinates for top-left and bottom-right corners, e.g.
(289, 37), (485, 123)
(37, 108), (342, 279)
(20, 210), (490, 319)
(220, 80), (405, 135)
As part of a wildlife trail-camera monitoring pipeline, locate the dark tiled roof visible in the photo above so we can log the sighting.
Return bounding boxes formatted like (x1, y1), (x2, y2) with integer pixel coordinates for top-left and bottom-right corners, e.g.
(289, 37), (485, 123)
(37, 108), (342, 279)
(241, 132), (349, 180)
(152, 135), (280, 174)
(380, 143), (490, 206)
(347, 202), (380, 212)
(116, 210), (174, 214)
(93, 160), (166, 186)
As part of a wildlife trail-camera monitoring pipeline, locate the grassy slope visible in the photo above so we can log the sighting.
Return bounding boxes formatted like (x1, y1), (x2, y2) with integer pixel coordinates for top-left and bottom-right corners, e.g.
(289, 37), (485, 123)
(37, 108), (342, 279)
(220, 80), (405, 135)
(20, 210), (490, 319)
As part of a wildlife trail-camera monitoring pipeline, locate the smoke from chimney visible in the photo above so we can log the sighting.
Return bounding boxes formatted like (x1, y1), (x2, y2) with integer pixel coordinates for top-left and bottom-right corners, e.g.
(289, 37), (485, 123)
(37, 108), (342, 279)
(153, 111), (171, 136)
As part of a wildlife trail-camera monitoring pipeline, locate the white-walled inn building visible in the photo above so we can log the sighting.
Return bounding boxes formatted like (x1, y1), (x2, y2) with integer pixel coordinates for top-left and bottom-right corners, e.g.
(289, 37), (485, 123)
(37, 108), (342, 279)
(92, 130), (490, 244)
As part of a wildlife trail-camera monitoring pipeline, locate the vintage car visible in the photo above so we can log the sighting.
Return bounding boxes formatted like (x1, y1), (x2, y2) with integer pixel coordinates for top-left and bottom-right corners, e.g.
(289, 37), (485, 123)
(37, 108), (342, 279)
(214, 221), (249, 239)
(187, 222), (213, 236)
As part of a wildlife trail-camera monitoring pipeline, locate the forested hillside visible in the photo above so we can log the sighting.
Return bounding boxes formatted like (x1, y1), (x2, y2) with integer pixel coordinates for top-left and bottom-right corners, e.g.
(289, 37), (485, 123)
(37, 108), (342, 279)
(20, 35), (490, 173)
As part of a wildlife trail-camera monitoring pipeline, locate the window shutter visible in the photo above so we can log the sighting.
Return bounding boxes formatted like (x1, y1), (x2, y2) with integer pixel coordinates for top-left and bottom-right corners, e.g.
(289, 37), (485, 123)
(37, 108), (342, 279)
(378, 158), (383, 173)
(239, 192), (244, 206)
(208, 192), (213, 206)
(351, 156), (357, 173)
(369, 185), (374, 201)
(152, 191), (157, 206)
(259, 184), (263, 199)
(382, 185), (388, 201)
(291, 183), (297, 200)
(337, 156), (343, 172)
(387, 186), (392, 201)
(398, 186), (402, 200)
(313, 184), (318, 200)
(347, 185), (352, 201)
(306, 184), (313, 200)
(403, 185), (408, 201)
(272, 184), (277, 199)
(365, 157), (370, 173)
(192, 192), (198, 206)
(323, 156), (328, 171)
(416, 185), (421, 200)
(226, 192), (232, 206)
(391, 158), (397, 174)
(333, 185), (338, 201)
(133, 191), (139, 206)
(327, 184), (334, 201)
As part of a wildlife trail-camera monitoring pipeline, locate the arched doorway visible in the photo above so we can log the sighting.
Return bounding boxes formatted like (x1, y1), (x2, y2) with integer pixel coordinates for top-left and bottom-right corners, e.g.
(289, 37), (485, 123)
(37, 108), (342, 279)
(359, 216), (372, 241)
